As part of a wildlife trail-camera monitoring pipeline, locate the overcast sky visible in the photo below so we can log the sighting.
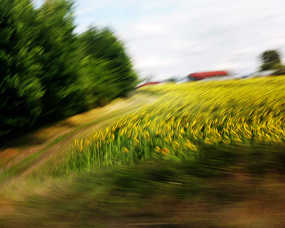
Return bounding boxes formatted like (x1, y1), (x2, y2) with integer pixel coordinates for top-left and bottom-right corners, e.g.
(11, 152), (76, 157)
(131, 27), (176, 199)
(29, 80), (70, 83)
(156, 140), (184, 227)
(36, 0), (285, 80)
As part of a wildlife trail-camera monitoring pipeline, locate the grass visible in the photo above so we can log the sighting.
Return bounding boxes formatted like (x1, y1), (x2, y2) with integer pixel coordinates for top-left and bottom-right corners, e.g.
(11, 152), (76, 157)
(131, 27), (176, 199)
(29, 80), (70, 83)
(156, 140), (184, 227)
(1, 144), (285, 228)
(0, 94), (157, 183)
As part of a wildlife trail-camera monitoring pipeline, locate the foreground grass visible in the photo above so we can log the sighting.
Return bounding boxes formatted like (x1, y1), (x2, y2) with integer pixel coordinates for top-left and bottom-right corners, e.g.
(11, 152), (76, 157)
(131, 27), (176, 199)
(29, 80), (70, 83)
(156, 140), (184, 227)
(1, 144), (285, 228)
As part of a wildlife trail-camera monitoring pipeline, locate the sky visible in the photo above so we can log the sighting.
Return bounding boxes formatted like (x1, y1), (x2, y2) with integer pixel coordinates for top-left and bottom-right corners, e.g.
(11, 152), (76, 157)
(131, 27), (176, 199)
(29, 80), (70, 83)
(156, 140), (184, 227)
(35, 0), (285, 81)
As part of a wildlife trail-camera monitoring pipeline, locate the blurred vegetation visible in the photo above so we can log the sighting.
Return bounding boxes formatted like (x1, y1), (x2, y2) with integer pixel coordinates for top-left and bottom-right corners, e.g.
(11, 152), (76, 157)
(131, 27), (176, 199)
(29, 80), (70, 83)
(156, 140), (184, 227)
(1, 145), (285, 228)
(60, 77), (285, 174)
(0, 77), (284, 227)
(0, 0), (138, 139)
(78, 27), (138, 107)
(260, 49), (285, 75)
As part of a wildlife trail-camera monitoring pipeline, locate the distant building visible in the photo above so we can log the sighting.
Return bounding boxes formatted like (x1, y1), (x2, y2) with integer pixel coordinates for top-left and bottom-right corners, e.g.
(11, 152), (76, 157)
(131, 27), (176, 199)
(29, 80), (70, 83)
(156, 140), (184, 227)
(135, 81), (160, 89)
(188, 71), (229, 81)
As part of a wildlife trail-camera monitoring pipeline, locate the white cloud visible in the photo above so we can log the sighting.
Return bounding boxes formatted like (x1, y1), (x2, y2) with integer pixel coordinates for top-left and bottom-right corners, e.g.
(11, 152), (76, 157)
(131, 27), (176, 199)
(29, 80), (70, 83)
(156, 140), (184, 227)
(74, 0), (285, 79)
(168, 40), (210, 54)
(135, 57), (180, 70)
(129, 22), (169, 38)
(74, 1), (113, 16)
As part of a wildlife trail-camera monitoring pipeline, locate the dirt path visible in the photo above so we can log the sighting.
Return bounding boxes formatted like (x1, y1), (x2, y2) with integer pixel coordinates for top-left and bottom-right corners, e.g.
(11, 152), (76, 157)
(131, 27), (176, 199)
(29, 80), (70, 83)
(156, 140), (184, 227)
(0, 93), (157, 183)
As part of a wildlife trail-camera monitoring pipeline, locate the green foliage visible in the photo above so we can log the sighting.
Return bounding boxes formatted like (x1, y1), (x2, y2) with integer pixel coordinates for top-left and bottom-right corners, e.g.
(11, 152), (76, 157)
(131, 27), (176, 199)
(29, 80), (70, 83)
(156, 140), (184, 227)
(0, 0), (44, 137)
(260, 50), (285, 75)
(78, 57), (119, 107)
(0, 0), (138, 139)
(36, 0), (85, 120)
(168, 77), (177, 82)
(78, 27), (138, 100)
(260, 49), (282, 71)
(272, 64), (285, 76)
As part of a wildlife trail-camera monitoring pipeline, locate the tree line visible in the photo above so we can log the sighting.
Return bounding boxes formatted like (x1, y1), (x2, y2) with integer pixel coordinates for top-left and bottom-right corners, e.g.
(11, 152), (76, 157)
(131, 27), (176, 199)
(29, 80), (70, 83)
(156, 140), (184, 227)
(0, 0), (138, 139)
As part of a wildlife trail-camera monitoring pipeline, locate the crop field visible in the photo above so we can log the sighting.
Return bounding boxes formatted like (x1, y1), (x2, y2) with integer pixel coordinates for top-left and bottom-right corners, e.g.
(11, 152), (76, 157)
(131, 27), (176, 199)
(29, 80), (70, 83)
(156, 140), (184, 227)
(1, 76), (285, 228)
(65, 76), (285, 173)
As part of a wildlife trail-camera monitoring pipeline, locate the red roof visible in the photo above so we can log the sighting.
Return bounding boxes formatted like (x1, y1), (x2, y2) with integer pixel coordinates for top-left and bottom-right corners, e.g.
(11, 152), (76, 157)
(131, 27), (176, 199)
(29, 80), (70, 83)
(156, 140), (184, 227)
(135, 82), (160, 89)
(189, 71), (228, 80)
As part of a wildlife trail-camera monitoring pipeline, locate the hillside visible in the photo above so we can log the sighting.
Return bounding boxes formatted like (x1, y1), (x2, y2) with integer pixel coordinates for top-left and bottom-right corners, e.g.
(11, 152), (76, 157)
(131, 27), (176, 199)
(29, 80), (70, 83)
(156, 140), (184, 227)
(0, 77), (285, 228)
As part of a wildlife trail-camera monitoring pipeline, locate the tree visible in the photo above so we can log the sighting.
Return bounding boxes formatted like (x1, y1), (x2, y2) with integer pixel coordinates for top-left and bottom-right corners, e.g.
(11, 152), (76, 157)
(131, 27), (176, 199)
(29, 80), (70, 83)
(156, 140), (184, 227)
(272, 64), (285, 75)
(260, 50), (281, 71)
(168, 77), (177, 82)
(0, 0), (44, 138)
(36, 0), (85, 120)
(0, 0), (139, 139)
(78, 27), (138, 106)
(259, 50), (285, 75)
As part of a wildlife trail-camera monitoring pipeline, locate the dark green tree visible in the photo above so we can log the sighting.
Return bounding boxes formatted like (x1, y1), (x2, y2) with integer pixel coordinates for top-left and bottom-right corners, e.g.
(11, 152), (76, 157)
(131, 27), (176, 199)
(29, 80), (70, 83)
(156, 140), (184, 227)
(0, 0), (139, 139)
(78, 27), (138, 103)
(78, 56), (119, 107)
(260, 50), (281, 71)
(36, 0), (84, 120)
(0, 0), (44, 138)
(168, 78), (177, 82)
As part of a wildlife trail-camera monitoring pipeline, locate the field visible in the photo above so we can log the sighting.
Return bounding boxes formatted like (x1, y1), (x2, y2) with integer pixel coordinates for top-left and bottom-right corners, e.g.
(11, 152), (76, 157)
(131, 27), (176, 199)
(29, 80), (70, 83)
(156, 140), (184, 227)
(0, 76), (285, 228)
(64, 76), (285, 173)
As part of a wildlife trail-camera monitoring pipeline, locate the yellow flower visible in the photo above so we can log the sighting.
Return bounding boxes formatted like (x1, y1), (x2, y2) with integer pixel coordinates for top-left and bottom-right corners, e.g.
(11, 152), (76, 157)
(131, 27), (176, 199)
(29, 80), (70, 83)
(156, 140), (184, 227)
(161, 147), (169, 155)
(121, 147), (129, 153)
(134, 137), (139, 143)
(173, 141), (180, 148)
(155, 146), (160, 152)
(184, 140), (198, 151)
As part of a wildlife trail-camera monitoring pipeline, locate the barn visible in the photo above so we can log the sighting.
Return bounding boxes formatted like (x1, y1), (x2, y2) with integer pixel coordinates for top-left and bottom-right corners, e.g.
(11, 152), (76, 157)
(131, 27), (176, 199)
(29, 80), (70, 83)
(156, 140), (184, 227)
(188, 71), (228, 81)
